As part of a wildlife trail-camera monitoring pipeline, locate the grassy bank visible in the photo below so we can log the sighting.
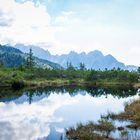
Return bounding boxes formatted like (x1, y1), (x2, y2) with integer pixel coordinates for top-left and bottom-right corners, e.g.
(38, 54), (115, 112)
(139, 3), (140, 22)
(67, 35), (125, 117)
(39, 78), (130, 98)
(0, 67), (139, 89)
(0, 76), (138, 90)
(134, 83), (140, 88)
(66, 119), (115, 140)
(105, 98), (140, 129)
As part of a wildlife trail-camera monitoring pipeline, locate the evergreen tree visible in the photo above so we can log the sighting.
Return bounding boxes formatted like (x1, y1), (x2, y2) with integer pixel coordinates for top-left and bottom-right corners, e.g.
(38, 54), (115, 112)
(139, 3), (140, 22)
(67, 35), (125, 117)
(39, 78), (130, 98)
(138, 67), (140, 73)
(26, 48), (35, 68)
(67, 62), (75, 70)
(79, 62), (86, 70)
(0, 60), (4, 67)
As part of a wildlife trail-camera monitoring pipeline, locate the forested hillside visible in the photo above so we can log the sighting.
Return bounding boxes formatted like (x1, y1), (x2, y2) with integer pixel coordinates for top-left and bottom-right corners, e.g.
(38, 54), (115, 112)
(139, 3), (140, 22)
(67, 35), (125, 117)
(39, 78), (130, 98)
(0, 44), (62, 69)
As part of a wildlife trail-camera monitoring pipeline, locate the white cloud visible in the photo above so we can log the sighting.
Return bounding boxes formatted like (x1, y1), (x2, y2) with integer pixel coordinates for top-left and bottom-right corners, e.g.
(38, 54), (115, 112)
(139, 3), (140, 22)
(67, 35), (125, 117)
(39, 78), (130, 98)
(53, 11), (80, 26)
(61, 11), (75, 16)
(0, 93), (78, 140)
(0, 0), (54, 46)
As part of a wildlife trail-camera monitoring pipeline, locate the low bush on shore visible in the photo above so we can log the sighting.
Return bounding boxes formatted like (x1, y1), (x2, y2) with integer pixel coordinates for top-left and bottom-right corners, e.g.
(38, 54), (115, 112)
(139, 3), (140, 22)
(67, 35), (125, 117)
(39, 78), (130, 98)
(66, 119), (115, 140)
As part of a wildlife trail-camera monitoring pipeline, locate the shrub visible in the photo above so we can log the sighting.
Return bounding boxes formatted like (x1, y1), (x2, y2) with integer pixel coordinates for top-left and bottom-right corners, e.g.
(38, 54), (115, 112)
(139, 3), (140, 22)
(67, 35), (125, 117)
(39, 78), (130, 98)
(11, 80), (25, 89)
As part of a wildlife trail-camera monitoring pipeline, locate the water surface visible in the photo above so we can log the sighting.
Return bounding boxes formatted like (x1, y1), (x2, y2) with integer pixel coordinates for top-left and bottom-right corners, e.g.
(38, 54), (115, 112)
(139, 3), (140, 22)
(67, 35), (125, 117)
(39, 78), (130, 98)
(0, 86), (139, 140)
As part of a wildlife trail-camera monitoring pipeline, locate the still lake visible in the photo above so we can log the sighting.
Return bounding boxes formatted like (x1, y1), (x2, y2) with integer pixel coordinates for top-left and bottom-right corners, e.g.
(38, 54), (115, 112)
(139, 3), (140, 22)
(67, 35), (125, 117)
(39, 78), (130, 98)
(0, 86), (140, 140)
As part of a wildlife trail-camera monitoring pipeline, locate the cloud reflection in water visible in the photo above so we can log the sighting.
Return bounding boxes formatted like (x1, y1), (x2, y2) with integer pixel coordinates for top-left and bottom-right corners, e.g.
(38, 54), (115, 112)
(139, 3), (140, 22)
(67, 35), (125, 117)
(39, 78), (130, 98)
(0, 91), (139, 140)
(0, 93), (78, 140)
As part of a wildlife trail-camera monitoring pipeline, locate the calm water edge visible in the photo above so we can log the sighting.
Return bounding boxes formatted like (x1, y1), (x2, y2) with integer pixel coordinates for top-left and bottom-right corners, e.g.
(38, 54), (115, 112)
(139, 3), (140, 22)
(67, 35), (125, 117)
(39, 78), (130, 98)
(0, 86), (140, 140)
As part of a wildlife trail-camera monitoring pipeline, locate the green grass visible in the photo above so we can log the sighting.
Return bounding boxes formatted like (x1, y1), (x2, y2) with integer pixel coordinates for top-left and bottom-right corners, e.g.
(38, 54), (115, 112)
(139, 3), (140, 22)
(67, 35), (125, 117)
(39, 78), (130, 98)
(0, 67), (139, 89)
(103, 98), (140, 129)
(66, 119), (115, 140)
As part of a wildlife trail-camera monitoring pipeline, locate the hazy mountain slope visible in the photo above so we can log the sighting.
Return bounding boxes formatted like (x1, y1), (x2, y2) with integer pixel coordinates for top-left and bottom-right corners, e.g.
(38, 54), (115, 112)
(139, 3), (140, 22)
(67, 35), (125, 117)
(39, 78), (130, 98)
(53, 51), (125, 69)
(0, 45), (62, 69)
(14, 44), (51, 60)
(14, 44), (137, 70)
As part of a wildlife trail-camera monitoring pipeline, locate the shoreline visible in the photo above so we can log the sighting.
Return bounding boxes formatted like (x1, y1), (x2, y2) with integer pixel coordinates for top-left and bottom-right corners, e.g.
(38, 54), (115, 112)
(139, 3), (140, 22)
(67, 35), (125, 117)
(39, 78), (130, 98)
(133, 82), (140, 88)
(20, 80), (140, 89)
(1, 79), (139, 89)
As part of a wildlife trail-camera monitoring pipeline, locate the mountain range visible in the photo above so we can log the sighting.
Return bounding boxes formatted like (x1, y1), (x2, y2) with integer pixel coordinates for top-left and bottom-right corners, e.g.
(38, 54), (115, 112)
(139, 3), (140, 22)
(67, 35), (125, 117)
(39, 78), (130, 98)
(14, 44), (137, 71)
(0, 44), (61, 69)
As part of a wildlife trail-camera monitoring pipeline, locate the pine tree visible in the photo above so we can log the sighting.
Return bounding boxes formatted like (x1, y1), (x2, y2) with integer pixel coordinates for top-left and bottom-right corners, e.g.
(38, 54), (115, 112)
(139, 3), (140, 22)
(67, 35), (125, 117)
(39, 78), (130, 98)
(0, 61), (4, 67)
(26, 48), (35, 68)
(138, 67), (140, 73)
(79, 62), (86, 70)
(67, 62), (75, 70)
(0, 57), (4, 68)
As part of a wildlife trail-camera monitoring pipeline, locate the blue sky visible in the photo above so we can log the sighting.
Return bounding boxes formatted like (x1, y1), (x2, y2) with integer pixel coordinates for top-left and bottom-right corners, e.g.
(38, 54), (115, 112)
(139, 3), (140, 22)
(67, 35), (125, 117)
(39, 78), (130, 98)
(16, 0), (140, 27)
(35, 0), (140, 25)
(0, 0), (140, 65)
